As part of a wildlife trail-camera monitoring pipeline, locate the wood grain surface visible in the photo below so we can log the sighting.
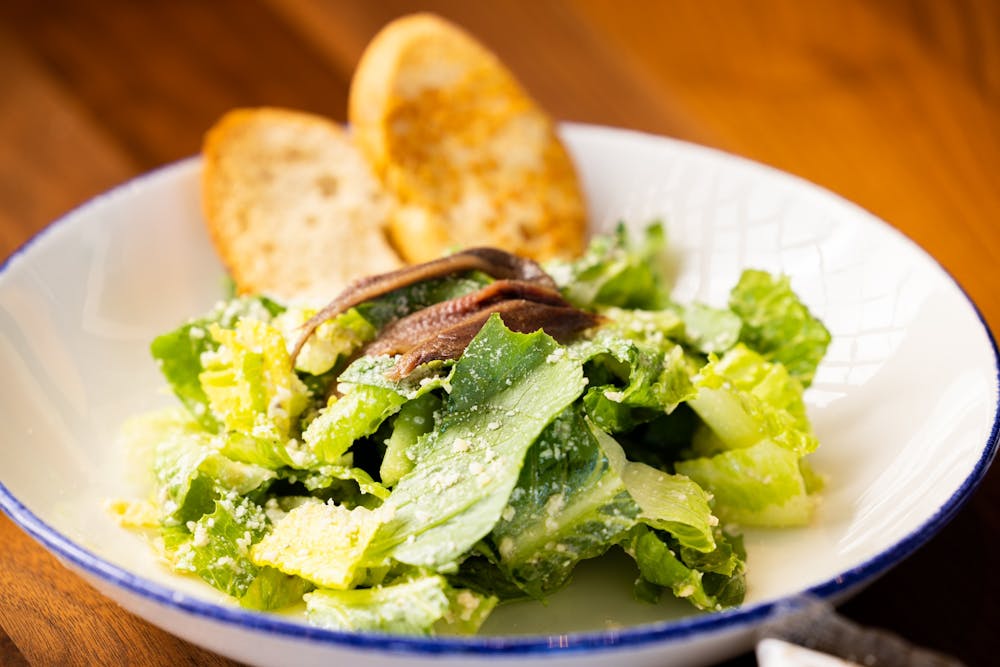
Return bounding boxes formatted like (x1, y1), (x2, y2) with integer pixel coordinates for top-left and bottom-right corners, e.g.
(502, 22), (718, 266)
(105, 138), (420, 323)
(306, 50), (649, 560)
(1, 1), (998, 665)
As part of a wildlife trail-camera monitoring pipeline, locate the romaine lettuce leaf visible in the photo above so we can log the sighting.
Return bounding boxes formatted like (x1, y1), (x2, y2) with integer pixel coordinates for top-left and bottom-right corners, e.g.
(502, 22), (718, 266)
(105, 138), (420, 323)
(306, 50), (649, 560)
(599, 306), (686, 348)
(548, 222), (669, 309)
(165, 490), (310, 609)
(200, 318), (309, 439)
(584, 345), (696, 433)
(622, 525), (717, 610)
(623, 524), (745, 611)
(438, 584), (499, 635)
(490, 408), (723, 599)
(573, 332), (696, 433)
(602, 302), (740, 356)
(613, 405), (700, 471)
(380, 392), (439, 487)
(273, 306), (376, 376)
(302, 354), (451, 466)
(193, 317), (311, 470)
(149, 412), (275, 525)
(672, 302), (743, 355)
(304, 575), (495, 635)
(446, 554), (532, 603)
(240, 566), (315, 611)
(250, 500), (384, 589)
(620, 462), (717, 553)
(688, 344), (817, 456)
(490, 408), (639, 598)
(150, 297), (281, 430)
(289, 464), (390, 502)
(729, 269), (830, 387)
(675, 439), (816, 527)
(364, 315), (588, 570)
(303, 385), (408, 464)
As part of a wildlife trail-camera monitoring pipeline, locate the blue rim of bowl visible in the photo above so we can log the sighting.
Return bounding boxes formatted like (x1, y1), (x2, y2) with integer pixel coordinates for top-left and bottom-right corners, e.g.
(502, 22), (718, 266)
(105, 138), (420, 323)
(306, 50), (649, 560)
(1, 126), (998, 657)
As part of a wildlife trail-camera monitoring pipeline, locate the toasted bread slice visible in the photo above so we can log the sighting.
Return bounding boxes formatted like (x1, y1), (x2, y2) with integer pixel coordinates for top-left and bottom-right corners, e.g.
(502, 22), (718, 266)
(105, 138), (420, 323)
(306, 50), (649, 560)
(348, 13), (587, 264)
(202, 108), (402, 302)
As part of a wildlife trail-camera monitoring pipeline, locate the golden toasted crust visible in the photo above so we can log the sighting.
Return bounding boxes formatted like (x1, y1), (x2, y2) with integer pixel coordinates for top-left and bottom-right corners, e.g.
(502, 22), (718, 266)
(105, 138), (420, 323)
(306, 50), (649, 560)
(202, 108), (402, 303)
(348, 13), (587, 263)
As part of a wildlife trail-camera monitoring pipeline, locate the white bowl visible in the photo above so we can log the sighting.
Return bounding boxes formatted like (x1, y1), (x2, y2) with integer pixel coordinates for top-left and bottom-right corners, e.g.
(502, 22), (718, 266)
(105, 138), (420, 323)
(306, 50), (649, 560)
(1, 124), (997, 666)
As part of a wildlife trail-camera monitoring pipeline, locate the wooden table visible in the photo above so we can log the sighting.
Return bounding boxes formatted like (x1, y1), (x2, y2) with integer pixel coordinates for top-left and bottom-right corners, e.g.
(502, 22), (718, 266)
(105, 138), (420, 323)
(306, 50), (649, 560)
(1, 1), (998, 665)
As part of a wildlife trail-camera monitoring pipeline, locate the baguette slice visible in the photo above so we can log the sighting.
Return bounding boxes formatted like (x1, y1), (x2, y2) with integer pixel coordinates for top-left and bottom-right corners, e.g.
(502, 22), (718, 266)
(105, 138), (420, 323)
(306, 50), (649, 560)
(348, 13), (587, 264)
(202, 107), (402, 303)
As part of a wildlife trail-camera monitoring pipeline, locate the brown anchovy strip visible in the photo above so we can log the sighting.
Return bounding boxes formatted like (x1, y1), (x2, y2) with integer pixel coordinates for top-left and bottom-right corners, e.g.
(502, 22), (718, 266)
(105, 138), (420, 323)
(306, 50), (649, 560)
(290, 248), (558, 362)
(386, 300), (604, 381)
(362, 280), (571, 357)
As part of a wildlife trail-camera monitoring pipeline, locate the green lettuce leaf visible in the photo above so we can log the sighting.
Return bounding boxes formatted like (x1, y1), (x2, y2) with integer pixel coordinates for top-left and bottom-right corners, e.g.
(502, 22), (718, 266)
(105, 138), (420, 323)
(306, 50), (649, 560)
(240, 566), (315, 611)
(489, 408), (722, 599)
(490, 408), (639, 598)
(274, 306), (376, 376)
(304, 575), (495, 635)
(200, 318), (309, 438)
(380, 392), (440, 487)
(729, 269), (830, 387)
(622, 525), (745, 611)
(672, 302), (743, 355)
(602, 302), (740, 356)
(688, 344), (817, 456)
(150, 297), (281, 430)
(303, 385), (408, 464)
(165, 490), (310, 609)
(621, 462), (717, 553)
(197, 318), (311, 469)
(675, 439), (816, 527)
(149, 412), (275, 525)
(573, 332), (696, 433)
(364, 314), (587, 570)
(287, 464), (391, 503)
(548, 222), (669, 309)
(251, 500), (384, 589)
(446, 554), (532, 603)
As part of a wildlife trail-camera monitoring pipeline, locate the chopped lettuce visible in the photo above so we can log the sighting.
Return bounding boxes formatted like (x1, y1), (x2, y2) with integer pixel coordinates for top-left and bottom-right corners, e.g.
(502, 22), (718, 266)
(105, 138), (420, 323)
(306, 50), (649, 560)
(164, 490), (311, 609)
(274, 306), (376, 376)
(489, 408), (639, 598)
(240, 566), (316, 611)
(304, 385), (408, 464)
(303, 354), (450, 465)
(147, 410), (275, 525)
(729, 269), (831, 387)
(150, 296), (281, 430)
(364, 315), (588, 570)
(675, 439), (816, 527)
(673, 302), (743, 355)
(623, 524), (745, 611)
(291, 464), (390, 502)
(688, 344), (817, 457)
(305, 575), (495, 635)
(490, 410), (725, 599)
(250, 500), (384, 589)
(120, 224), (830, 634)
(196, 318), (311, 469)
(602, 302), (741, 356)
(380, 392), (439, 487)
(620, 461), (717, 553)
(200, 319), (309, 440)
(573, 331), (697, 433)
(548, 222), (669, 309)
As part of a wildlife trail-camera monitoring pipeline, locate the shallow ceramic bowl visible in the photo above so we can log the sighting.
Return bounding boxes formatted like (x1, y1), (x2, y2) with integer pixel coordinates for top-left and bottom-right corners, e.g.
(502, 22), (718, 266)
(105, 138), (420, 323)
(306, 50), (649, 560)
(1, 124), (997, 667)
